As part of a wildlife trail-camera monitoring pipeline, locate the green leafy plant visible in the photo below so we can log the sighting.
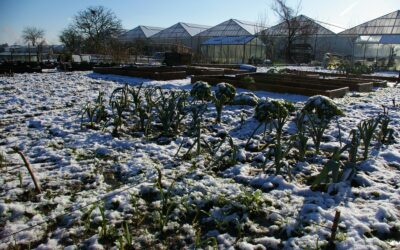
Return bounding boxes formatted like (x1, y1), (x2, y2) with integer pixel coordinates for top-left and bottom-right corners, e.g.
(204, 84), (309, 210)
(109, 86), (131, 136)
(154, 167), (177, 232)
(253, 99), (295, 176)
(294, 112), (308, 161)
(129, 84), (144, 113)
(255, 99), (295, 144)
(377, 108), (395, 144)
(209, 135), (238, 171)
(357, 117), (379, 160)
(312, 147), (346, 186)
(177, 104), (207, 158)
(213, 82), (236, 123)
(190, 81), (212, 102)
(302, 95), (344, 154)
(237, 189), (264, 214)
(154, 88), (188, 136)
(342, 129), (361, 181)
(79, 91), (108, 129)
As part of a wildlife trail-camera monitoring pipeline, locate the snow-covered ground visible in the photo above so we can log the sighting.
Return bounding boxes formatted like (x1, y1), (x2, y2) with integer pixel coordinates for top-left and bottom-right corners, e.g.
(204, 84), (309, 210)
(0, 71), (399, 249)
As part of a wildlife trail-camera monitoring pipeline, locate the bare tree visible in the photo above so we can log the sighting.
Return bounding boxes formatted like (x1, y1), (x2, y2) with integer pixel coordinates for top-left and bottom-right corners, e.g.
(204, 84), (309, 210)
(22, 27), (45, 46)
(72, 6), (122, 53)
(255, 12), (276, 61)
(270, 0), (318, 63)
(22, 27), (45, 62)
(59, 26), (84, 54)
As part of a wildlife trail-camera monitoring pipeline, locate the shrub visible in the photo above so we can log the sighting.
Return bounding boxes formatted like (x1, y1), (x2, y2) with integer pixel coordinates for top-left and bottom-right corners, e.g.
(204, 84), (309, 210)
(213, 82), (236, 123)
(190, 81), (212, 102)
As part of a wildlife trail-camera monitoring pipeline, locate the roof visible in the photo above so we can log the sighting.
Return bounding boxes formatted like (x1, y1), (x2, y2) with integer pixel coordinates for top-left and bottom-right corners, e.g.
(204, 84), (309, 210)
(355, 34), (400, 44)
(202, 36), (256, 45)
(340, 10), (400, 36)
(151, 22), (211, 38)
(119, 25), (165, 41)
(196, 19), (265, 37)
(262, 15), (337, 36)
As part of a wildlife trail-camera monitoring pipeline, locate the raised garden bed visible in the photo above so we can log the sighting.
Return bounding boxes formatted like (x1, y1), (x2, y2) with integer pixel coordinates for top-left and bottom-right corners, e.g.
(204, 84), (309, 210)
(191, 75), (349, 98)
(238, 73), (374, 92)
(0, 63), (42, 74)
(286, 69), (396, 85)
(93, 67), (187, 80)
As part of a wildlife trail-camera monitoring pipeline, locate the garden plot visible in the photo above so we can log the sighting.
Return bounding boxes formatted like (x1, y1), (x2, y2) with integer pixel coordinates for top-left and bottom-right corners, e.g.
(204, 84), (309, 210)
(0, 72), (399, 249)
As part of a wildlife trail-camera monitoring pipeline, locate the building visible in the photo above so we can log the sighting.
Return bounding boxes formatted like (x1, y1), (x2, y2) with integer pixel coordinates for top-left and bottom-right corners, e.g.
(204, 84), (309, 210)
(200, 36), (265, 64)
(195, 19), (266, 63)
(0, 45), (64, 62)
(118, 26), (165, 43)
(339, 10), (400, 70)
(261, 15), (345, 63)
(149, 22), (211, 51)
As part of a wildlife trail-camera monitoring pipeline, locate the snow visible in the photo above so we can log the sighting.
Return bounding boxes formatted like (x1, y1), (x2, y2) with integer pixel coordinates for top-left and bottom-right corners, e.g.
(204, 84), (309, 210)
(0, 70), (399, 249)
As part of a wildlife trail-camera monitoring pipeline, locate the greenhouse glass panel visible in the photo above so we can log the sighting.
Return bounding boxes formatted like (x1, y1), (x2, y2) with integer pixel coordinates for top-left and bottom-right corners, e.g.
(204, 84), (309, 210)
(364, 44), (379, 58)
(354, 44), (366, 58)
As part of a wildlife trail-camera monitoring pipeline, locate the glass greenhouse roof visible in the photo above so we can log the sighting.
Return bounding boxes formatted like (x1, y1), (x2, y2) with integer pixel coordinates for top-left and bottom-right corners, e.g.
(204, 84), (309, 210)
(355, 34), (400, 44)
(340, 10), (400, 35)
(262, 15), (336, 36)
(119, 26), (165, 41)
(151, 22), (211, 38)
(196, 19), (265, 37)
(202, 36), (256, 45)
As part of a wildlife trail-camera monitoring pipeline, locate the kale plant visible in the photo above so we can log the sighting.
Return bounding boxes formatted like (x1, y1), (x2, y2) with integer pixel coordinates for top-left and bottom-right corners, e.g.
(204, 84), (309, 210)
(213, 82), (236, 123)
(302, 95), (344, 154)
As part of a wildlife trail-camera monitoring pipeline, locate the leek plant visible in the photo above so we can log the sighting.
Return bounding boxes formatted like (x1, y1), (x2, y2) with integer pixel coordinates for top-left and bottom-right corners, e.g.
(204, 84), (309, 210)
(154, 88), (188, 136)
(294, 112), (308, 161)
(377, 112), (394, 144)
(357, 118), (379, 160)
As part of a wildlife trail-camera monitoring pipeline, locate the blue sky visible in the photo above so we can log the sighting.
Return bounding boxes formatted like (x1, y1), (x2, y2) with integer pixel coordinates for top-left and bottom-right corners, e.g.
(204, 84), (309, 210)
(0, 0), (399, 44)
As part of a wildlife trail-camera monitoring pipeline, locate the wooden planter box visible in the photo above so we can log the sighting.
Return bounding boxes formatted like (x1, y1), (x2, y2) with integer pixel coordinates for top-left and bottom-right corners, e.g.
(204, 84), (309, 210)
(93, 67), (187, 80)
(286, 69), (396, 84)
(239, 73), (373, 92)
(191, 75), (349, 98)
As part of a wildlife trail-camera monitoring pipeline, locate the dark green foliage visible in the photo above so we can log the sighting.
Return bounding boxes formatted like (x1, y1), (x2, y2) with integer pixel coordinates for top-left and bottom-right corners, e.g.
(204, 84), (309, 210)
(190, 81), (212, 102)
(302, 95), (343, 154)
(357, 118), (379, 160)
(213, 82), (236, 123)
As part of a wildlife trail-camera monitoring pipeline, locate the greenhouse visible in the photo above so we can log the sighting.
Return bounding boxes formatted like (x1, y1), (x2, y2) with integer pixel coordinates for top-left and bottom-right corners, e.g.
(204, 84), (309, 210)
(118, 26), (165, 43)
(340, 10), (400, 70)
(149, 22), (210, 50)
(200, 35), (265, 64)
(261, 15), (339, 62)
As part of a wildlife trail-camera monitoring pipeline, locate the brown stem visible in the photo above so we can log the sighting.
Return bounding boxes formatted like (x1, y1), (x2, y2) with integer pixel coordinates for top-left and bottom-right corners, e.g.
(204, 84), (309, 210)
(15, 150), (42, 194)
(329, 209), (341, 245)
